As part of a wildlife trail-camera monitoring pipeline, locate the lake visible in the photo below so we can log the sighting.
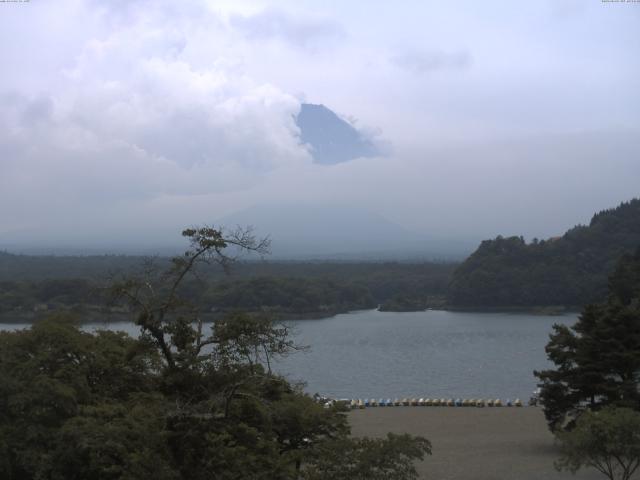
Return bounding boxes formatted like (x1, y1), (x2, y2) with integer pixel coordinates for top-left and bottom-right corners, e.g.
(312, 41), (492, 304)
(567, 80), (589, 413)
(0, 309), (577, 401)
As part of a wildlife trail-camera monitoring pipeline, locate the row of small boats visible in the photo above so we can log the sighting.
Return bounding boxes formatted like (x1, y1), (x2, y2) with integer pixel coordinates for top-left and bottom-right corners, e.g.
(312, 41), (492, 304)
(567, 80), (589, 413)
(348, 398), (524, 408)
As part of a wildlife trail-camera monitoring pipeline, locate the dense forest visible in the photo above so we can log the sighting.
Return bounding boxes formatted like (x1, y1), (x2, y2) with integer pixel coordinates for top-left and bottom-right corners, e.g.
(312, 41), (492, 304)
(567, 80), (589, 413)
(448, 199), (640, 308)
(0, 227), (430, 479)
(3, 199), (639, 318)
(0, 254), (455, 320)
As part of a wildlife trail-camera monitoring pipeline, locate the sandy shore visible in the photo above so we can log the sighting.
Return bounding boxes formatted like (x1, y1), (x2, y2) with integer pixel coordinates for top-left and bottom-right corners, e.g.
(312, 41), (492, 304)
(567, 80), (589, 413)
(349, 407), (623, 480)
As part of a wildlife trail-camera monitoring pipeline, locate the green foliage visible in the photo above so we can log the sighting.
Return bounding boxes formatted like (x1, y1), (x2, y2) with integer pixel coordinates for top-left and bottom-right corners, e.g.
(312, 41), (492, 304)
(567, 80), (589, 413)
(302, 433), (431, 480)
(50, 400), (179, 480)
(0, 278), (102, 316)
(0, 260), (455, 320)
(555, 407), (640, 480)
(0, 319), (166, 480)
(378, 294), (445, 312)
(0, 312), (431, 479)
(204, 276), (376, 316)
(535, 248), (640, 431)
(449, 199), (640, 307)
(0, 226), (431, 479)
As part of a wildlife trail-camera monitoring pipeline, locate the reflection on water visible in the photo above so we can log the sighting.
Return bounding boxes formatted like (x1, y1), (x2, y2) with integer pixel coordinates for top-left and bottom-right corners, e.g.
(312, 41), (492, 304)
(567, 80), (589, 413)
(1, 309), (577, 400)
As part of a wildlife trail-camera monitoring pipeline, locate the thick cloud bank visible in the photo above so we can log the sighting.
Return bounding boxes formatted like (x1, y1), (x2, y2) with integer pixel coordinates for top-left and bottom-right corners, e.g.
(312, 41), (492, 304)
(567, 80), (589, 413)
(0, 2), (317, 240)
(0, 0), (638, 254)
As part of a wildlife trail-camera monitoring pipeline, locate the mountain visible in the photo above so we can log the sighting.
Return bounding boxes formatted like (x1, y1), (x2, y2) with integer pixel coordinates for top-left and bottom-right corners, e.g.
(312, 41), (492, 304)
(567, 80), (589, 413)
(218, 204), (472, 260)
(448, 198), (640, 307)
(295, 103), (379, 164)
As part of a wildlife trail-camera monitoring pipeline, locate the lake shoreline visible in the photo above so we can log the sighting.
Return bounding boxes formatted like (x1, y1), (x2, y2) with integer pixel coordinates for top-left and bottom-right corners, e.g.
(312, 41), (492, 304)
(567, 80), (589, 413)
(2, 310), (578, 401)
(0, 304), (581, 324)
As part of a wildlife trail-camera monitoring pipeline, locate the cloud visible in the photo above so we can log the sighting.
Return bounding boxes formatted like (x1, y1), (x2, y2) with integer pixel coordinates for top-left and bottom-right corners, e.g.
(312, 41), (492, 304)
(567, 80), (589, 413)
(0, 0), (318, 237)
(547, 0), (588, 20)
(230, 8), (347, 52)
(0, 0), (638, 251)
(390, 49), (472, 74)
(0, 4), (312, 190)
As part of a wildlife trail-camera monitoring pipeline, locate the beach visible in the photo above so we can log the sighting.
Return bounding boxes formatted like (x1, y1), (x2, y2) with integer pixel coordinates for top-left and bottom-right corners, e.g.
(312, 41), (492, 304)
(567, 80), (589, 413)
(349, 407), (617, 480)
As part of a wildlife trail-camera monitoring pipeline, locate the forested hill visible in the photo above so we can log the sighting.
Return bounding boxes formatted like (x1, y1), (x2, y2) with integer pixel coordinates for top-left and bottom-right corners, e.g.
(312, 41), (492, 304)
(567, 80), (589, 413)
(0, 253), (455, 320)
(448, 199), (640, 308)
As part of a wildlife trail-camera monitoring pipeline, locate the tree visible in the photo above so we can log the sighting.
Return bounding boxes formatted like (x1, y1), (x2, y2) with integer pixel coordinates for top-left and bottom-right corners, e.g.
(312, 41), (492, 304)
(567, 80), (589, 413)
(0, 317), (170, 480)
(110, 226), (272, 372)
(302, 433), (431, 480)
(535, 248), (640, 431)
(555, 407), (640, 480)
(0, 225), (432, 479)
(449, 199), (640, 308)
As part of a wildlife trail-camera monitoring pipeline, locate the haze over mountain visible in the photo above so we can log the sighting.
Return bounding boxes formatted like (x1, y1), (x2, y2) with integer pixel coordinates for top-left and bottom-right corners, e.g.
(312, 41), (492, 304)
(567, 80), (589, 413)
(0, 203), (475, 259)
(218, 204), (476, 260)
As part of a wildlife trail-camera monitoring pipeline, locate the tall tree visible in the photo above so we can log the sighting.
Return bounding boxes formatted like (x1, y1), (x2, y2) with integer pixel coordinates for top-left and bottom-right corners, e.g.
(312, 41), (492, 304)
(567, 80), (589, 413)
(110, 226), (271, 371)
(535, 248), (640, 431)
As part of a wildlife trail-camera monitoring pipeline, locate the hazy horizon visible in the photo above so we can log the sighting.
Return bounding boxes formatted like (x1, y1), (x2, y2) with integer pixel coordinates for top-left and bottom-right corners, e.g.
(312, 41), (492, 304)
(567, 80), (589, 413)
(1, 1), (638, 257)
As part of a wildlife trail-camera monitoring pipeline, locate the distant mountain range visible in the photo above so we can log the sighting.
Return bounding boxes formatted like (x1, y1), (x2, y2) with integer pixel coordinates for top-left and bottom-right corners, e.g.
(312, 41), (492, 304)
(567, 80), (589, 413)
(219, 204), (474, 260)
(448, 198), (640, 307)
(0, 203), (475, 260)
(0, 200), (478, 261)
(295, 103), (379, 164)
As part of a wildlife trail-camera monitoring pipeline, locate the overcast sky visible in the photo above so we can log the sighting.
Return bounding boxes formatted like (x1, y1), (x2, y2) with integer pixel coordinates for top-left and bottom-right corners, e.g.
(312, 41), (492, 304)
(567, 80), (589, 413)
(1, 0), (639, 252)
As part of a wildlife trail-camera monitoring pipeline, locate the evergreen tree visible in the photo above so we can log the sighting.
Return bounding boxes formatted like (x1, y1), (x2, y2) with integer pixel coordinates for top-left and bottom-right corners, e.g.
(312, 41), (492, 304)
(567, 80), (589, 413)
(535, 248), (640, 431)
(450, 199), (640, 307)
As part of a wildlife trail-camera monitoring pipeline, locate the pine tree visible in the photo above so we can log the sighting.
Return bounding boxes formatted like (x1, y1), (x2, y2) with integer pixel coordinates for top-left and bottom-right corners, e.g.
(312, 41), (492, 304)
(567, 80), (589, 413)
(535, 248), (640, 431)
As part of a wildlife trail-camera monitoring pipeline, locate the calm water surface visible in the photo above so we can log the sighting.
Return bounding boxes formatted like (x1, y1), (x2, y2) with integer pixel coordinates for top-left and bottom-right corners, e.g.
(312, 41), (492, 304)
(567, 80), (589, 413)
(1, 309), (577, 401)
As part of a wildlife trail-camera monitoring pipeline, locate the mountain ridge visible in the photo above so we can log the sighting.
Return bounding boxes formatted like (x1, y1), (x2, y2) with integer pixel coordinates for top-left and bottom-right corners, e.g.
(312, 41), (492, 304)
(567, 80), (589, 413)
(296, 103), (379, 164)
(448, 198), (640, 307)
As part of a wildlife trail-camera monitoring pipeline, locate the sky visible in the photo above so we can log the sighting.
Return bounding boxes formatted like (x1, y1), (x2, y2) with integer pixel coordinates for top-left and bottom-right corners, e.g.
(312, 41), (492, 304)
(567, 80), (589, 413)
(0, 0), (639, 254)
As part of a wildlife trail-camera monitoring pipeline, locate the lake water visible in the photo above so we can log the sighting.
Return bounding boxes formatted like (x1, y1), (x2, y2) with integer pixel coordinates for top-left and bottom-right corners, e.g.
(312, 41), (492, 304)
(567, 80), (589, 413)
(0, 309), (577, 401)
